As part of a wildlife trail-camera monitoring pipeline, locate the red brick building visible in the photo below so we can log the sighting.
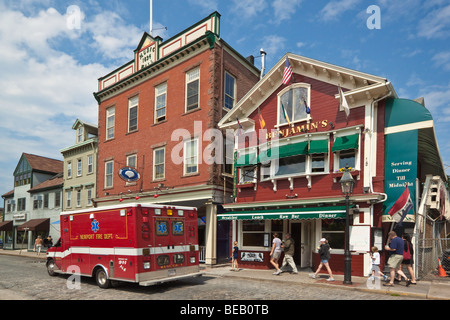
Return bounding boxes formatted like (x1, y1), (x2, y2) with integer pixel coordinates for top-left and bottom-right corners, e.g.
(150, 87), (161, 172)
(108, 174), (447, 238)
(93, 12), (260, 264)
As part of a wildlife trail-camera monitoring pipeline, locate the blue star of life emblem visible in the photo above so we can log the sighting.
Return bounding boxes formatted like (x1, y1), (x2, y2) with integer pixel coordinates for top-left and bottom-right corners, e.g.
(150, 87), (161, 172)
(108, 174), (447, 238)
(91, 219), (100, 233)
(158, 222), (167, 234)
(173, 223), (182, 234)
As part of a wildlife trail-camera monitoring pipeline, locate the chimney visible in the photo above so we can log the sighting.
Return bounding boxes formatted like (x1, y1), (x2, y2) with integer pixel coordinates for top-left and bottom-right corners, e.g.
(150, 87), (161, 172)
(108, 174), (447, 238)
(260, 48), (267, 80)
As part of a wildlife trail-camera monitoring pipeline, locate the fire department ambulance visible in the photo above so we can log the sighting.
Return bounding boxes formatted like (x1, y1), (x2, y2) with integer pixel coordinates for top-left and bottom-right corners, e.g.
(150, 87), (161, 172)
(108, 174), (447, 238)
(46, 203), (202, 288)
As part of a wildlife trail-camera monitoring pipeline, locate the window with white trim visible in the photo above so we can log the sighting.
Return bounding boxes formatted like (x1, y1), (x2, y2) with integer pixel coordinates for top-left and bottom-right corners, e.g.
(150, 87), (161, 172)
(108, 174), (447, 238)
(277, 84), (310, 127)
(105, 160), (113, 188)
(155, 83), (167, 123)
(331, 131), (360, 171)
(87, 155), (93, 174)
(153, 147), (165, 180)
(128, 96), (138, 132)
(77, 127), (83, 143)
(239, 167), (257, 184)
(274, 155), (306, 177)
(76, 189), (81, 207)
(127, 154), (137, 168)
(87, 189), (92, 206)
(186, 67), (200, 112)
(67, 161), (72, 178)
(338, 150), (356, 169)
(224, 72), (236, 110)
(77, 159), (82, 176)
(311, 154), (326, 173)
(184, 138), (198, 175)
(106, 106), (115, 140)
(66, 191), (71, 208)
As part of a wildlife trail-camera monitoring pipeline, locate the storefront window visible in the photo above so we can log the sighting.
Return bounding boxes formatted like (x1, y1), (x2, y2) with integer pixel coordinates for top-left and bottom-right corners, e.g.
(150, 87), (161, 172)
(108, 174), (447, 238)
(242, 220), (265, 247)
(271, 220), (283, 240)
(321, 219), (345, 250)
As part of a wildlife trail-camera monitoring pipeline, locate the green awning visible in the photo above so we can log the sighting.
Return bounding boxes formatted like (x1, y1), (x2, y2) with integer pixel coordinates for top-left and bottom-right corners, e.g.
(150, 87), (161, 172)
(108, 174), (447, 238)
(217, 206), (348, 221)
(309, 140), (329, 154)
(279, 141), (308, 158)
(331, 134), (359, 152)
(235, 153), (257, 167)
(257, 148), (272, 164)
(256, 141), (308, 163)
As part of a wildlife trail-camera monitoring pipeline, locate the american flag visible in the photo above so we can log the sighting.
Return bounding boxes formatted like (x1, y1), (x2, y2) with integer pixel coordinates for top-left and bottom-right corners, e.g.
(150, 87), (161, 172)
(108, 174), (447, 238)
(282, 57), (293, 85)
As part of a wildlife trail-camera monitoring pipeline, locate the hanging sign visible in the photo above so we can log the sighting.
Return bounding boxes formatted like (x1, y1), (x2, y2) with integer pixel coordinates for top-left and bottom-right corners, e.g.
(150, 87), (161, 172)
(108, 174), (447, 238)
(118, 167), (140, 182)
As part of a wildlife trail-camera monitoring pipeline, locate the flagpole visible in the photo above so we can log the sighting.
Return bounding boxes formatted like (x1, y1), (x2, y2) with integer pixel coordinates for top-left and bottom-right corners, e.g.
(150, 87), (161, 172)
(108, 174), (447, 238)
(150, 0), (153, 36)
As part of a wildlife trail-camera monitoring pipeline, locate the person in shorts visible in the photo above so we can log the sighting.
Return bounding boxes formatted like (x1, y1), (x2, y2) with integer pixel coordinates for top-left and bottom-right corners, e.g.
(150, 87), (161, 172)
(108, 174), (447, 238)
(309, 238), (334, 281)
(384, 231), (411, 287)
(369, 246), (387, 281)
(270, 233), (282, 275)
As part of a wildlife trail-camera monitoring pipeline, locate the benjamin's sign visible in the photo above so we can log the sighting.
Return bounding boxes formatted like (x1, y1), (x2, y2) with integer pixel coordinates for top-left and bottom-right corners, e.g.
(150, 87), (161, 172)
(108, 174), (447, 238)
(267, 120), (329, 139)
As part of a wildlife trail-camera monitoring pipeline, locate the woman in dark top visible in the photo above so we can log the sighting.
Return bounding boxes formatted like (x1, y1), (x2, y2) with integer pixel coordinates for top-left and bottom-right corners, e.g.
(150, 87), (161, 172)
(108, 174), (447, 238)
(397, 234), (417, 284)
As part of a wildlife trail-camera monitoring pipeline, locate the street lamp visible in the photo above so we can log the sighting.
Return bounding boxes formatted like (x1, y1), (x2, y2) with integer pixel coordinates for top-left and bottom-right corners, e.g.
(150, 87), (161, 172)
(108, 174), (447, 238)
(340, 166), (354, 285)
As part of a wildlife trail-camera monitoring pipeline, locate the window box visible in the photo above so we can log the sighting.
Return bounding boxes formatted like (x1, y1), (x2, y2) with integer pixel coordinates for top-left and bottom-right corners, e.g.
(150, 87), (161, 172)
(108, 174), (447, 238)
(237, 182), (255, 189)
(331, 170), (360, 183)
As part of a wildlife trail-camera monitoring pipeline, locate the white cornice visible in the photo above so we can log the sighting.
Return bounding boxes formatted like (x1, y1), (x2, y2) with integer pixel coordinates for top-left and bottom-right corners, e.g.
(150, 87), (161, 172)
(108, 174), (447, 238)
(219, 52), (395, 129)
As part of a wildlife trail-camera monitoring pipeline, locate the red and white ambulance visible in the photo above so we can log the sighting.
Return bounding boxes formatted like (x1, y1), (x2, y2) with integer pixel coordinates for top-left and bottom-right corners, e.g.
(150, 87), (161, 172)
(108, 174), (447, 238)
(46, 203), (202, 288)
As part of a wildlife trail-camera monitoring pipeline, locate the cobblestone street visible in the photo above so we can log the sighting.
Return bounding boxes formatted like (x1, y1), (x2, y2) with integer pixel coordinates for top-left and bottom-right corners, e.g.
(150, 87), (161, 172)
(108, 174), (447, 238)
(0, 255), (423, 301)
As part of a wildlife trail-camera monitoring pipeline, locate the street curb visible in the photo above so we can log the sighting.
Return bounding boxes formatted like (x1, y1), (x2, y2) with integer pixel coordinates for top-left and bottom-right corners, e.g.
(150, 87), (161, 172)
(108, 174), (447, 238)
(203, 270), (431, 300)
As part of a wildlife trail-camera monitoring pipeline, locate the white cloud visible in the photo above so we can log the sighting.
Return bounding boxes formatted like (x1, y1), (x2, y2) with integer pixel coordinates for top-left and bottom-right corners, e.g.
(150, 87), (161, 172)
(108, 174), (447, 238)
(417, 4), (450, 39)
(271, 0), (303, 22)
(421, 84), (450, 118)
(319, 0), (361, 21)
(84, 11), (143, 62)
(261, 35), (286, 58)
(432, 51), (450, 71)
(0, 4), (132, 195)
(231, 0), (267, 19)
(187, 0), (219, 13)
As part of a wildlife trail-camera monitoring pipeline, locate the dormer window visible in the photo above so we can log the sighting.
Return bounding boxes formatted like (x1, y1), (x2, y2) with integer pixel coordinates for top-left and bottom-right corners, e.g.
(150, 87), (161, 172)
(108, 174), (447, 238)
(77, 127), (84, 143)
(277, 83), (311, 127)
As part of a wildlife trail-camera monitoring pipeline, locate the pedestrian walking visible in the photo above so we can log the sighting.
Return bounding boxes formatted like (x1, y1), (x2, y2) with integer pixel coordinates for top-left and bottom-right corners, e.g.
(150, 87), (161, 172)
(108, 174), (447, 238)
(44, 235), (53, 248)
(383, 231), (411, 287)
(310, 238), (334, 281)
(369, 246), (387, 280)
(397, 234), (417, 284)
(230, 241), (239, 271)
(270, 233), (282, 275)
(280, 233), (298, 274)
(34, 235), (43, 256)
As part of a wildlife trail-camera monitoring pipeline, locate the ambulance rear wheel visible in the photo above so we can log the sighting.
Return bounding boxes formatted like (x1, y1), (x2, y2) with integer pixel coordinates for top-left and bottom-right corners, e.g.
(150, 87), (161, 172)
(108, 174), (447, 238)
(95, 268), (111, 289)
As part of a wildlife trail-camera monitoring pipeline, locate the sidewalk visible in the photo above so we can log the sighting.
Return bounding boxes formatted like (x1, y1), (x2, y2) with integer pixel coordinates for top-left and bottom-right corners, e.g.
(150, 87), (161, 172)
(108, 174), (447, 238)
(1, 249), (448, 300)
(201, 264), (450, 300)
(0, 248), (47, 259)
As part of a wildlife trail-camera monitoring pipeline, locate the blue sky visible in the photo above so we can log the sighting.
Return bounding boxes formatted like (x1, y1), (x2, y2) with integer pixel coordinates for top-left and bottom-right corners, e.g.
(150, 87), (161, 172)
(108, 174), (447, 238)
(0, 0), (449, 197)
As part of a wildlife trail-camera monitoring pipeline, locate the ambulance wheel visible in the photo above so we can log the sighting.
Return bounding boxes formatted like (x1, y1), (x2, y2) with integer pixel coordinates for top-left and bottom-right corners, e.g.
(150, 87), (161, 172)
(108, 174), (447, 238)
(46, 259), (57, 277)
(95, 268), (111, 289)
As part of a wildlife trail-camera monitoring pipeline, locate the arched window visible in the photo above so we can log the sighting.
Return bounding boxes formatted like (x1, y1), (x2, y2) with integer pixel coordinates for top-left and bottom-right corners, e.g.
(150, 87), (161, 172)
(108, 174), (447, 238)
(277, 83), (310, 127)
